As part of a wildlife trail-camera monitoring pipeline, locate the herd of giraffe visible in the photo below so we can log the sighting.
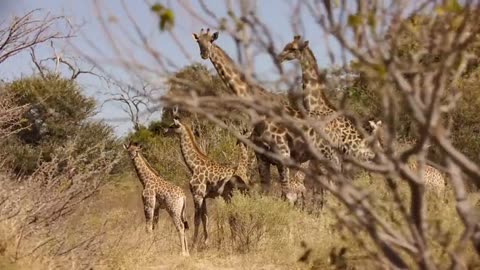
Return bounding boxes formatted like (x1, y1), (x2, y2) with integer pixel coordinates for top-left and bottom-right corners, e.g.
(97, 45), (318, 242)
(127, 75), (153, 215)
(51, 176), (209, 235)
(122, 29), (447, 256)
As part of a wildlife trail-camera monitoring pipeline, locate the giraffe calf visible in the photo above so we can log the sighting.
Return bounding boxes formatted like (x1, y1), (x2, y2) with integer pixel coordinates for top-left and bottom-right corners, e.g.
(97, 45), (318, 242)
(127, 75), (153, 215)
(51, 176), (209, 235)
(284, 163), (307, 209)
(368, 120), (447, 195)
(124, 142), (190, 256)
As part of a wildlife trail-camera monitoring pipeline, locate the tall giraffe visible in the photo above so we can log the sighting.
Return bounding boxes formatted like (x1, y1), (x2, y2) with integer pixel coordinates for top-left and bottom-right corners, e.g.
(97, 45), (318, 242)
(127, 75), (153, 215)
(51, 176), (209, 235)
(278, 35), (375, 161)
(368, 120), (446, 194)
(123, 142), (189, 256)
(167, 116), (249, 249)
(192, 28), (326, 198)
(278, 35), (334, 115)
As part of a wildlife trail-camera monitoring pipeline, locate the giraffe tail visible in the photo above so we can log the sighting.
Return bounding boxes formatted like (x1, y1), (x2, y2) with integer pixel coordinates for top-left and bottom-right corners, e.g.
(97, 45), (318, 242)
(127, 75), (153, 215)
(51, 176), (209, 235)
(181, 196), (189, 230)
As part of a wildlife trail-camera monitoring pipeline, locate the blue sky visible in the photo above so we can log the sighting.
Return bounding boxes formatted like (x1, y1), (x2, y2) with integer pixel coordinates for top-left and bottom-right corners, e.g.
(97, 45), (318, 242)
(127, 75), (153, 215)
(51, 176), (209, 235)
(0, 0), (341, 136)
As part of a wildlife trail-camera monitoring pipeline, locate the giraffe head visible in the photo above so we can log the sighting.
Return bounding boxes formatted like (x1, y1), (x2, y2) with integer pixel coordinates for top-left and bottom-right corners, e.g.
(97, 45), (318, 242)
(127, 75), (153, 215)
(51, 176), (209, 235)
(123, 142), (142, 159)
(368, 120), (383, 133)
(166, 117), (183, 134)
(277, 35), (310, 63)
(164, 107), (184, 134)
(192, 28), (219, 59)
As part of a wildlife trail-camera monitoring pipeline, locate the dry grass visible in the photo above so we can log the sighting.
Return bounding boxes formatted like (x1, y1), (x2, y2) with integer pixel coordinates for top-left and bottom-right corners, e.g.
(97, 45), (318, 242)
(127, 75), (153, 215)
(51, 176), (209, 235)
(1, 165), (479, 269)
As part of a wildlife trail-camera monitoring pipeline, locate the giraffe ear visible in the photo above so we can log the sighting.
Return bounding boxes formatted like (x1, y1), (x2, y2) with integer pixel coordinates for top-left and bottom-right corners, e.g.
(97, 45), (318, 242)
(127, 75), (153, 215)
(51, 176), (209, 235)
(376, 120), (382, 126)
(211, 32), (219, 42)
(192, 33), (199, 40)
(123, 143), (128, 150)
(368, 120), (376, 128)
(300, 40), (309, 50)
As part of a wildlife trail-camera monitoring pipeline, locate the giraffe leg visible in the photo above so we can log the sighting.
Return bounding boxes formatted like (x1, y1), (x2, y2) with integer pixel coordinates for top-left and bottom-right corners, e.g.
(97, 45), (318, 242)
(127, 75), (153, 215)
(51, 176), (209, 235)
(276, 140), (292, 199)
(308, 161), (325, 213)
(256, 154), (271, 194)
(191, 195), (203, 250)
(168, 200), (189, 257)
(300, 191), (306, 211)
(152, 202), (161, 231)
(201, 199), (209, 246)
(277, 164), (289, 200)
(181, 196), (190, 256)
(142, 194), (155, 233)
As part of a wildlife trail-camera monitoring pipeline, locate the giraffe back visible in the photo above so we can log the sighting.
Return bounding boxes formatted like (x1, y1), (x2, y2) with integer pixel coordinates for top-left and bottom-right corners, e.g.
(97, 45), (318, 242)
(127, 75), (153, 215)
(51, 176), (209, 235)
(410, 162), (446, 194)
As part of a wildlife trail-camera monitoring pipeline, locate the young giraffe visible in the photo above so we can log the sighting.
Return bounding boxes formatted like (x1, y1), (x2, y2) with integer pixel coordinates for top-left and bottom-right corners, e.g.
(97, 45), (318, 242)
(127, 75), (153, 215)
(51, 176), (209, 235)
(123, 142), (189, 256)
(167, 116), (249, 249)
(192, 29), (338, 201)
(285, 161), (308, 209)
(368, 120), (446, 194)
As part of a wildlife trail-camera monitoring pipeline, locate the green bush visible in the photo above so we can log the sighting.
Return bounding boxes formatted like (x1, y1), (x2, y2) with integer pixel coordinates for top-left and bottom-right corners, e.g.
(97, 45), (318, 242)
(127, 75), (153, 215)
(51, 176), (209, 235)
(0, 74), (120, 175)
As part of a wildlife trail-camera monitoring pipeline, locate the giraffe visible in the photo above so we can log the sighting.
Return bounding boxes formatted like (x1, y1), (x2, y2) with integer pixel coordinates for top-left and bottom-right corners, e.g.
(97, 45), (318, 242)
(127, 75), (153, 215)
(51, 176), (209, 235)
(221, 128), (252, 198)
(233, 128), (252, 187)
(277, 35), (334, 116)
(276, 35), (382, 208)
(277, 35), (375, 161)
(285, 162), (308, 209)
(192, 28), (335, 201)
(167, 116), (249, 249)
(123, 142), (189, 256)
(368, 120), (447, 194)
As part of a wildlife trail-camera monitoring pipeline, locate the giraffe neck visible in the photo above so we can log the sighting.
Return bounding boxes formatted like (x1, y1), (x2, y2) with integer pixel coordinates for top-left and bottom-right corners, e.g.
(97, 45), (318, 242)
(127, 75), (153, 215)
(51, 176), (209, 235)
(131, 153), (163, 188)
(299, 47), (335, 113)
(235, 143), (249, 180)
(210, 44), (270, 98)
(178, 125), (208, 173)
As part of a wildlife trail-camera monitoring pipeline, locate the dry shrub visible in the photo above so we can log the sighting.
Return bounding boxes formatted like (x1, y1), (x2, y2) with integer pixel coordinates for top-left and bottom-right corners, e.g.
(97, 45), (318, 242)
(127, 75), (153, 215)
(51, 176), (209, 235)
(0, 138), (120, 269)
(213, 191), (300, 253)
(0, 88), (29, 141)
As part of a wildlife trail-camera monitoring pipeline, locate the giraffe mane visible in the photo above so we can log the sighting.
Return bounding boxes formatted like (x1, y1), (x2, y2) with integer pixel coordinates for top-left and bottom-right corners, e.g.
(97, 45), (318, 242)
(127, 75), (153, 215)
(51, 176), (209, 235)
(183, 124), (209, 159)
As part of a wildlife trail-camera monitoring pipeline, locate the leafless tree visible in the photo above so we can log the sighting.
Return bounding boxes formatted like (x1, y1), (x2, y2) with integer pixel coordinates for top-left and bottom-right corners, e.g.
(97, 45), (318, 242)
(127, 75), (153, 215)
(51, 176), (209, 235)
(0, 9), (74, 65)
(102, 81), (157, 132)
(0, 138), (120, 265)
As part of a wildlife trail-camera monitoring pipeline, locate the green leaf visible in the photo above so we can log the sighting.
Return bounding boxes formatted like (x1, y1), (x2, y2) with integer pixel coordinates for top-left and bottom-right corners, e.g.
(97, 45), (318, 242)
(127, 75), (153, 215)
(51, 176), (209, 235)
(367, 13), (376, 28)
(347, 14), (363, 28)
(219, 18), (227, 31)
(446, 0), (462, 13)
(159, 9), (175, 31)
(373, 64), (387, 78)
(151, 3), (164, 13)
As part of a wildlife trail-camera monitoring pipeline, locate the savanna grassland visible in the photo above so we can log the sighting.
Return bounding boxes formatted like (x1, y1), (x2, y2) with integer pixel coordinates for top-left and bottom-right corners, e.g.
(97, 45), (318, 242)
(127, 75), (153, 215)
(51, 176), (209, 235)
(2, 2), (480, 269)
